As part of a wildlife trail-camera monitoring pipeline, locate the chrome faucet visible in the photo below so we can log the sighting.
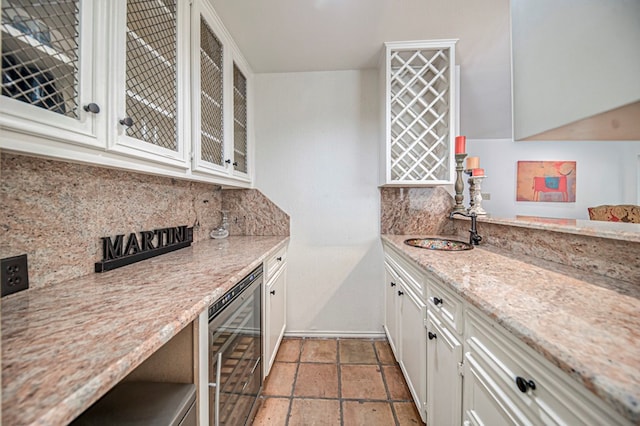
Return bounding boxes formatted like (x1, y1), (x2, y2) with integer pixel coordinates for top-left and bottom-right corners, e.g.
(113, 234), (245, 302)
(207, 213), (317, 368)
(449, 211), (483, 245)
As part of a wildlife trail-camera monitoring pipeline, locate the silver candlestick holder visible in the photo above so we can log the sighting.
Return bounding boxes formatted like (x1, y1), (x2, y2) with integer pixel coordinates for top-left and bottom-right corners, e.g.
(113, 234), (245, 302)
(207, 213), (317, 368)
(467, 175), (487, 215)
(453, 154), (467, 213)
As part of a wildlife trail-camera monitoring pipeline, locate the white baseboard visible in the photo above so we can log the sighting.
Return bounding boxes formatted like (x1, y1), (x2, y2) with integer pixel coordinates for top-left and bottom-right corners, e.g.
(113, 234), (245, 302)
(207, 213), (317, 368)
(284, 330), (386, 339)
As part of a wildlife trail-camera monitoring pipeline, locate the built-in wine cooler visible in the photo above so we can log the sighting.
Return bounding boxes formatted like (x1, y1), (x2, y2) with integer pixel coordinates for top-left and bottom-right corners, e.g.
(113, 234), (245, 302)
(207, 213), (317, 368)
(208, 265), (263, 426)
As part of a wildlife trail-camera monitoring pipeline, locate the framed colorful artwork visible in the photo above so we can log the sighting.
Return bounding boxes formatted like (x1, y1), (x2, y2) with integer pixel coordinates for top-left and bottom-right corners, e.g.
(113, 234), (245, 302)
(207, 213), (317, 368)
(516, 161), (576, 202)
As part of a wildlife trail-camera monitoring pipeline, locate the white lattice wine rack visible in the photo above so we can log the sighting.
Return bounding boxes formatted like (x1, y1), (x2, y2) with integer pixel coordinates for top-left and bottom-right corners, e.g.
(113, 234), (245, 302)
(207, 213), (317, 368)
(383, 40), (457, 185)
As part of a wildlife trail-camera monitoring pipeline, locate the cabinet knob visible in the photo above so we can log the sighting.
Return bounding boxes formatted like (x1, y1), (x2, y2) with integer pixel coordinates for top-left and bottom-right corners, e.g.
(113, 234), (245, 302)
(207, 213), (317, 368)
(270, 290), (276, 295)
(397, 290), (404, 296)
(83, 103), (100, 114)
(390, 282), (396, 287)
(433, 297), (443, 306)
(428, 331), (437, 340)
(515, 376), (536, 393)
(119, 117), (134, 127)
(276, 257), (282, 261)
(233, 161), (238, 166)
(225, 159), (231, 164)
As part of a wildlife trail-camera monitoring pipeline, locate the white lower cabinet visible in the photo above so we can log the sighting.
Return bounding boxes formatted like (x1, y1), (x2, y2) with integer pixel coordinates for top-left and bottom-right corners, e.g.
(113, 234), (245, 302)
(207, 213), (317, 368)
(383, 263), (400, 355)
(463, 306), (631, 426)
(426, 310), (462, 426)
(264, 265), (286, 375)
(383, 247), (427, 422)
(383, 241), (631, 426)
(263, 246), (287, 377)
(462, 348), (526, 426)
(398, 284), (427, 419)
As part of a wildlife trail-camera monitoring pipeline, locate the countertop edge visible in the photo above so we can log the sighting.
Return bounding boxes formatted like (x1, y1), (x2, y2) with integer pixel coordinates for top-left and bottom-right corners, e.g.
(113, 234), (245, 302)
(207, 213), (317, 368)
(2, 236), (290, 426)
(48, 300), (210, 426)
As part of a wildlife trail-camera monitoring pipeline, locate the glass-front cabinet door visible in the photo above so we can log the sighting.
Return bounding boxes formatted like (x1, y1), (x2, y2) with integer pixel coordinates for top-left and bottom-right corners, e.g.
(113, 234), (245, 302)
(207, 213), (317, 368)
(0, 0), (106, 148)
(192, 3), (226, 175)
(232, 62), (248, 176)
(109, 0), (189, 168)
(191, 0), (251, 183)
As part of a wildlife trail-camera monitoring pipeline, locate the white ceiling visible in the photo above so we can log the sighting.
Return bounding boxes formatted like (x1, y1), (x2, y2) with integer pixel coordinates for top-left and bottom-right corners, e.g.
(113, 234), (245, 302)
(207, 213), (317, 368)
(209, 0), (514, 138)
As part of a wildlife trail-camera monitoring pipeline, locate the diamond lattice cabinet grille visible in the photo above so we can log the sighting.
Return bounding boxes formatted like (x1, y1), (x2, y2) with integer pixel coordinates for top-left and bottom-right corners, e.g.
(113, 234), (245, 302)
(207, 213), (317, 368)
(200, 17), (224, 165)
(1, 0), (80, 118)
(389, 48), (451, 182)
(125, 0), (178, 151)
(233, 64), (247, 173)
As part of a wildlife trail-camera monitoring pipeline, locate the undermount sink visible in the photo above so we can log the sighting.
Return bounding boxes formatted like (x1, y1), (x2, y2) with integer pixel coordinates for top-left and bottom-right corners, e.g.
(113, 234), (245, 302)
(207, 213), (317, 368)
(404, 238), (473, 251)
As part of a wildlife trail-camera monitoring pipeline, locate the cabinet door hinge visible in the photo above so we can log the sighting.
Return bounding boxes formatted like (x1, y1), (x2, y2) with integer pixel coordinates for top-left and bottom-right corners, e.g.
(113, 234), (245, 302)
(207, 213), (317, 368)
(424, 318), (428, 329)
(458, 361), (464, 377)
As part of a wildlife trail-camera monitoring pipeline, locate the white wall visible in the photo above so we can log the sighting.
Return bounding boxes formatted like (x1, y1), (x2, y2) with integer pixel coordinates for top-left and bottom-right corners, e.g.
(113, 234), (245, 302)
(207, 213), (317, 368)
(512, 0), (640, 139)
(212, 0), (513, 139)
(254, 70), (384, 337)
(467, 139), (640, 219)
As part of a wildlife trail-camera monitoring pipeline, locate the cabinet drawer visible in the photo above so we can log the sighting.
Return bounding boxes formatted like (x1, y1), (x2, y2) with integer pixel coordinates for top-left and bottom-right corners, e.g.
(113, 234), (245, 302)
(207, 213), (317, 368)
(425, 272), (463, 335)
(265, 246), (287, 280)
(383, 248), (424, 299)
(465, 307), (630, 426)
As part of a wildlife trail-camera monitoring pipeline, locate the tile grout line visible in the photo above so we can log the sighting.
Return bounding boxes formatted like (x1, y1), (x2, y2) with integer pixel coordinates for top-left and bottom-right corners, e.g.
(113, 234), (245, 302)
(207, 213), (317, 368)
(376, 342), (401, 426)
(284, 339), (303, 426)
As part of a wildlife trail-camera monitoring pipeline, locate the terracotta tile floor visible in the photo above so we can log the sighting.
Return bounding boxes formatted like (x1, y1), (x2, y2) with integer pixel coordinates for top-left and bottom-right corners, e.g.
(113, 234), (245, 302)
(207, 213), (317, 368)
(253, 338), (425, 425)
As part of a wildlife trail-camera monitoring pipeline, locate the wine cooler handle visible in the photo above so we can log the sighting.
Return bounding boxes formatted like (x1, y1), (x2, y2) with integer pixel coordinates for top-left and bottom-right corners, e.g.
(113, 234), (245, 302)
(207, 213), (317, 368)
(215, 352), (222, 426)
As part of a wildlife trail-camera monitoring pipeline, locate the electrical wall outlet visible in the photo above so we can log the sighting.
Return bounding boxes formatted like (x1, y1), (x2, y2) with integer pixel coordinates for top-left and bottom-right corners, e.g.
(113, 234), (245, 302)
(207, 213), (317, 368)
(1, 254), (29, 297)
(482, 192), (491, 200)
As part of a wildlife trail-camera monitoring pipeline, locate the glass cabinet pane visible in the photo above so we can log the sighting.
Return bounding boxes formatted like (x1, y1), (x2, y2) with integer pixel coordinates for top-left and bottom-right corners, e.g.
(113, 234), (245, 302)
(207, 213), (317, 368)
(233, 63), (247, 173)
(1, 0), (80, 118)
(200, 17), (224, 166)
(125, 0), (177, 151)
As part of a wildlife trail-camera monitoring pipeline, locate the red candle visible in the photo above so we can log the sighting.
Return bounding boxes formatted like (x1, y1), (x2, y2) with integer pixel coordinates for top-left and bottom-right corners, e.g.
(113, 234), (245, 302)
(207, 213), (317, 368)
(455, 136), (466, 154)
(471, 168), (485, 176)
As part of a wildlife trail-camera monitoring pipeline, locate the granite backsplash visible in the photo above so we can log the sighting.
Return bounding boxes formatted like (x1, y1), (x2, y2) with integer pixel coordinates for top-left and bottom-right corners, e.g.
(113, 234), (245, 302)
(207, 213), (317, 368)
(453, 220), (639, 285)
(0, 153), (289, 289)
(380, 185), (638, 284)
(380, 186), (455, 235)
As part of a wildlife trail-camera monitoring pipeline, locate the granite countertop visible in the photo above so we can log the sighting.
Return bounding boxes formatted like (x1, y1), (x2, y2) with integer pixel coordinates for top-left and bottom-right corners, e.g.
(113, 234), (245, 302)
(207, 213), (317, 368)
(382, 234), (640, 424)
(1, 235), (289, 426)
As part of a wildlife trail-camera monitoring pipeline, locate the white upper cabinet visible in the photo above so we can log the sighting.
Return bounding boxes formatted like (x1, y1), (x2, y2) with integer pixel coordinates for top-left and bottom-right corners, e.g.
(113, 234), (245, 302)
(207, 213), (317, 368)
(1, 0), (107, 148)
(108, 0), (190, 168)
(381, 40), (457, 186)
(192, 5), (226, 175)
(1, 0), (253, 187)
(191, 1), (252, 184)
(231, 61), (250, 180)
